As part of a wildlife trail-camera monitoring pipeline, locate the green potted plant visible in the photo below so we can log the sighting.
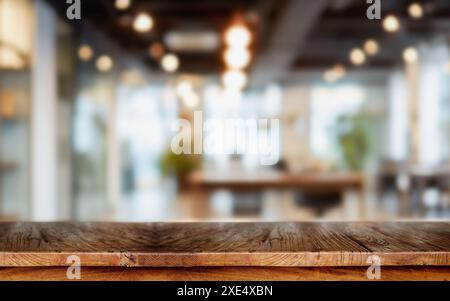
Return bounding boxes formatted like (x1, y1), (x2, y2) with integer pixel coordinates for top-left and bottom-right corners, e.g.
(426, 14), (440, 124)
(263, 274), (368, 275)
(337, 115), (369, 171)
(159, 149), (201, 191)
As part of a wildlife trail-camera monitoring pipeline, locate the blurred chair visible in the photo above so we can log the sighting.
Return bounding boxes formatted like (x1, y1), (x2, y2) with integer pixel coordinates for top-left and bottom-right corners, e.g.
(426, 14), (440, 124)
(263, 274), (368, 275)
(376, 159), (410, 215)
(295, 191), (341, 216)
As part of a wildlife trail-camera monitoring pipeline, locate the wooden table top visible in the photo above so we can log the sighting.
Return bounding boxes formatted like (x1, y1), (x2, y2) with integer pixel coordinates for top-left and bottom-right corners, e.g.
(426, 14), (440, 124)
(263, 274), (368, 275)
(379, 164), (450, 178)
(188, 171), (364, 190)
(0, 222), (449, 267)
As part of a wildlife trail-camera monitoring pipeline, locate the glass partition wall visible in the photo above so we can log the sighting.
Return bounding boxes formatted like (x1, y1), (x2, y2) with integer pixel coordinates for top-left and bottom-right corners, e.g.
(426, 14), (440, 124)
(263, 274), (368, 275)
(0, 0), (33, 220)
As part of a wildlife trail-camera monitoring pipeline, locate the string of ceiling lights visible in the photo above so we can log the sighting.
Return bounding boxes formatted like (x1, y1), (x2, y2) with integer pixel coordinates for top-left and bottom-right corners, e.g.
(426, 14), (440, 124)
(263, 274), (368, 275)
(173, 20), (254, 110)
(77, 0), (180, 73)
(77, 0), (254, 107)
(324, 1), (429, 84)
(222, 22), (253, 92)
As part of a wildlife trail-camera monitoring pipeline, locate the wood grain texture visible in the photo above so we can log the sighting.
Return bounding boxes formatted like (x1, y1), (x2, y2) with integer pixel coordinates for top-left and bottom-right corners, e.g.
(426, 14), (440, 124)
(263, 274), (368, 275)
(0, 222), (449, 267)
(1, 266), (449, 281)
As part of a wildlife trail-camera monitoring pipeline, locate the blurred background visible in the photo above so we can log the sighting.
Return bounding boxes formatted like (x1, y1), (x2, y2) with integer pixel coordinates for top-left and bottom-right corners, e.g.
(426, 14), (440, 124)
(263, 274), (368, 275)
(0, 0), (449, 222)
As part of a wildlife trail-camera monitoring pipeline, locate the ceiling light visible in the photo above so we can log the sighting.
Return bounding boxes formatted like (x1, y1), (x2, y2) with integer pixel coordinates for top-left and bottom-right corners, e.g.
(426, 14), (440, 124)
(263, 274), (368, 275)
(408, 3), (424, 19)
(78, 44), (94, 61)
(161, 53), (179, 73)
(115, 0), (131, 10)
(165, 31), (220, 52)
(176, 81), (193, 98)
(182, 92), (200, 108)
(324, 70), (338, 84)
(383, 15), (400, 33)
(222, 70), (248, 91)
(96, 55), (113, 72)
(324, 65), (346, 83)
(224, 25), (252, 48)
(332, 64), (346, 78)
(363, 39), (379, 56)
(403, 47), (419, 63)
(149, 42), (164, 59)
(224, 48), (251, 69)
(349, 48), (366, 66)
(121, 70), (143, 85)
(133, 13), (154, 33)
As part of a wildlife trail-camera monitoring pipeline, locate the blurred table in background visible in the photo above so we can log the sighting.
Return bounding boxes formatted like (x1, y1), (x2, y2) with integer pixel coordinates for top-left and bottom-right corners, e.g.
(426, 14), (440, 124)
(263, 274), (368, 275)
(378, 163), (450, 215)
(0, 162), (18, 221)
(188, 171), (365, 214)
(189, 170), (364, 192)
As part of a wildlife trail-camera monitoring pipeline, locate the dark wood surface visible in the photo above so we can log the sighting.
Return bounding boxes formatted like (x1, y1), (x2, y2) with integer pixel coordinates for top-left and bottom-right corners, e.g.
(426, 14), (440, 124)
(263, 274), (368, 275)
(1, 266), (449, 281)
(0, 222), (449, 267)
(188, 171), (364, 192)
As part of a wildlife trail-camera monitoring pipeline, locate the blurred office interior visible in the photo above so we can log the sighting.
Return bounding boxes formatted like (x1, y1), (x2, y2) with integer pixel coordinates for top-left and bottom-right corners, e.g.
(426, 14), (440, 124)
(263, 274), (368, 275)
(0, 0), (450, 222)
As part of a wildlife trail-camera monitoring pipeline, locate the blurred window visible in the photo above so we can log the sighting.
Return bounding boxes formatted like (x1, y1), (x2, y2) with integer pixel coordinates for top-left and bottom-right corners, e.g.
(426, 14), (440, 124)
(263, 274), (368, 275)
(310, 85), (365, 161)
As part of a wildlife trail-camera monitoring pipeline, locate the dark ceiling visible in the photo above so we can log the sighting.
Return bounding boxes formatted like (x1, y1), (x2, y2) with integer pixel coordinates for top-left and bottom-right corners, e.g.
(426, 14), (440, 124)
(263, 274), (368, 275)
(46, 0), (283, 74)
(296, 0), (450, 70)
(47, 0), (450, 78)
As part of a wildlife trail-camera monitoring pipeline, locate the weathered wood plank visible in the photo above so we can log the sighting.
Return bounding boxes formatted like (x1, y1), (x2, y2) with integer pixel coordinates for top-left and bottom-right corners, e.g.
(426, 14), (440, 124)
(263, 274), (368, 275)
(1, 266), (449, 281)
(0, 222), (449, 267)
